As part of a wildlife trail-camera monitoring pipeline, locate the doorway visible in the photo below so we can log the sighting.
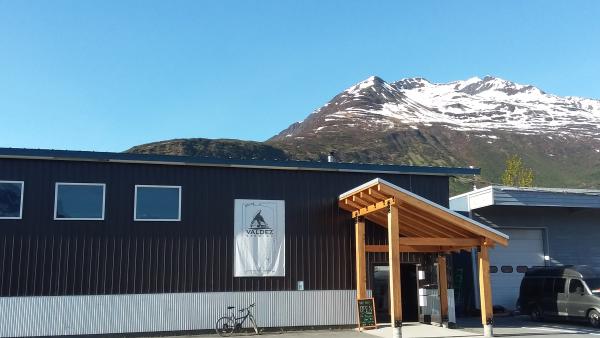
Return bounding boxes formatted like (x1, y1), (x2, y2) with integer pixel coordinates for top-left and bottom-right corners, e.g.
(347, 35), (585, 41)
(372, 263), (419, 323)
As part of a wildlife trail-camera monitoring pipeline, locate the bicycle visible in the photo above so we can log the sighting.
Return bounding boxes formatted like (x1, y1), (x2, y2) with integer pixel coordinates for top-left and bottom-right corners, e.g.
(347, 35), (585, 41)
(215, 303), (259, 336)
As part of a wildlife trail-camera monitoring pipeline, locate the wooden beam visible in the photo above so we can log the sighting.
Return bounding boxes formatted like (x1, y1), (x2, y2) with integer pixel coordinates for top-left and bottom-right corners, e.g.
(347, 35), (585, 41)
(368, 187), (388, 200)
(398, 237), (480, 247)
(352, 198), (395, 218)
(396, 218), (433, 237)
(352, 195), (371, 207)
(368, 212), (425, 238)
(359, 191), (379, 204)
(365, 213), (388, 229)
(399, 205), (472, 238)
(478, 241), (494, 333)
(355, 217), (367, 299)
(344, 198), (365, 211)
(366, 244), (388, 253)
(367, 244), (474, 253)
(438, 255), (449, 324)
(388, 205), (403, 328)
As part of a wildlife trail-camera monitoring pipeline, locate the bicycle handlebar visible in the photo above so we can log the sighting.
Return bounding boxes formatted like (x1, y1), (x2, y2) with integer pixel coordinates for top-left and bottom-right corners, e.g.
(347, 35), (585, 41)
(234, 303), (255, 312)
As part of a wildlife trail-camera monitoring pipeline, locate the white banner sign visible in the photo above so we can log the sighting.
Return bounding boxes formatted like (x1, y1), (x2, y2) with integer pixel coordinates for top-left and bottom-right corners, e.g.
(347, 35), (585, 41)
(234, 199), (285, 277)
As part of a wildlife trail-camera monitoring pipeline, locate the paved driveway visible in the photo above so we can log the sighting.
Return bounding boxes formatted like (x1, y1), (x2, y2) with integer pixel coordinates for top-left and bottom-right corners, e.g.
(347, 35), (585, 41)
(459, 315), (600, 337)
(159, 317), (600, 338)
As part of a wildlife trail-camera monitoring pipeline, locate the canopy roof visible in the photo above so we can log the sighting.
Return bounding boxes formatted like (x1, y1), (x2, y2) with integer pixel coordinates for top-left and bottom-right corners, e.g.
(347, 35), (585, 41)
(339, 178), (509, 249)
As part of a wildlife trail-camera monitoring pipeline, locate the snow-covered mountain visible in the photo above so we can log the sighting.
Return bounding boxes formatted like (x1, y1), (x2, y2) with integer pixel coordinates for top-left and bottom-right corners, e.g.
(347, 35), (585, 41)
(275, 75), (600, 140)
(130, 75), (600, 192)
(268, 75), (600, 191)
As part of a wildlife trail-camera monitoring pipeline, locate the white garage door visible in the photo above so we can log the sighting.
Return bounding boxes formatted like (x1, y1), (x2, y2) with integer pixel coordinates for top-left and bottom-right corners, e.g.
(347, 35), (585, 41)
(489, 228), (545, 310)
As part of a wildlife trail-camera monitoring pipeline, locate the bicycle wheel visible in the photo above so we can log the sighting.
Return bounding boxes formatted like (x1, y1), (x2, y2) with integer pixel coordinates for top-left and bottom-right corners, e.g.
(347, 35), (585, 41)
(249, 315), (259, 335)
(215, 316), (235, 337)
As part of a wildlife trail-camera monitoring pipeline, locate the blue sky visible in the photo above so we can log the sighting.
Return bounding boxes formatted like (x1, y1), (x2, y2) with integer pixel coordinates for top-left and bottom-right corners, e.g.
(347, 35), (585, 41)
(1, 1), (599, 151)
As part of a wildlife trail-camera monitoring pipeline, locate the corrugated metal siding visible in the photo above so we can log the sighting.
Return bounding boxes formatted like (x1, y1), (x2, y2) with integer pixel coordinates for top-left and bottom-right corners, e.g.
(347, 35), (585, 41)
(0, 290), (358, 337)
(0, 158), (449, 296)
(473, 206), (600, 268)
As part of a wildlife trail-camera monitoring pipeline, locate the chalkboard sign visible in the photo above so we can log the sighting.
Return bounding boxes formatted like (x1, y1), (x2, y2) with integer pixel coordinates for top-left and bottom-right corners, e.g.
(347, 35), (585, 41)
(357, 298), (377, 329)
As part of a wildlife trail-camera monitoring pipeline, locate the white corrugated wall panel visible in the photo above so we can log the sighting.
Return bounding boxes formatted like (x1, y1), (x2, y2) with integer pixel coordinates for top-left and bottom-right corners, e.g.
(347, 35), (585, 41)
(0, 290), (357, 337)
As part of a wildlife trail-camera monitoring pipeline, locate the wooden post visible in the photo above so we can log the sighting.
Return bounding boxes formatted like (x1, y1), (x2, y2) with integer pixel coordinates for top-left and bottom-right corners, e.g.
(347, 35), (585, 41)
(355, 217), (367, 299)
(388, 206), (403, 337)
(478, 241), (494, 337)
(438, 254), (449, 326)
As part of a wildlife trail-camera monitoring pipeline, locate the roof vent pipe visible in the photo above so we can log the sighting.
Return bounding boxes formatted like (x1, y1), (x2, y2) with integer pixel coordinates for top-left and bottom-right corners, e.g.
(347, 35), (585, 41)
(469, 165), (477, 191)
(328, 151), (336, 163)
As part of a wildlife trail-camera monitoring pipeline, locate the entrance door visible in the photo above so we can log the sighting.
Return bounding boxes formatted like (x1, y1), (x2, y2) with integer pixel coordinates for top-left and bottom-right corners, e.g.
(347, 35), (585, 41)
(372, 263), (419, 323)
(373, 265), (391, 323)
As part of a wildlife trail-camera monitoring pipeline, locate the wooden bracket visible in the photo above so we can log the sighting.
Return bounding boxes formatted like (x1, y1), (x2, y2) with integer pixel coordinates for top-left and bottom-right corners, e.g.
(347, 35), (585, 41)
(351, 198), (395, 218)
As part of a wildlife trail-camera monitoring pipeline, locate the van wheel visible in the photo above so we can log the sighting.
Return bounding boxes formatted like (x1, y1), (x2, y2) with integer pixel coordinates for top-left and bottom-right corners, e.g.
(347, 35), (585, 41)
(530, 306), (543, 322)
(589, 309), (600, 328)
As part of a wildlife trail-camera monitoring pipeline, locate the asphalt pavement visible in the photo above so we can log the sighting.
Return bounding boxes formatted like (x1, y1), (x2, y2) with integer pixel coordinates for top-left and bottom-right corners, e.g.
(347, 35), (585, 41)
(159, 316), (600, 338)
(458, 315), (600, 337)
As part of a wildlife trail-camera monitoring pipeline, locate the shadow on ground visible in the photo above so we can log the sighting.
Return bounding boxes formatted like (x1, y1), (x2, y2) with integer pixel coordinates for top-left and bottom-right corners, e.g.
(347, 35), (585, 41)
(458, 315), (599, 337)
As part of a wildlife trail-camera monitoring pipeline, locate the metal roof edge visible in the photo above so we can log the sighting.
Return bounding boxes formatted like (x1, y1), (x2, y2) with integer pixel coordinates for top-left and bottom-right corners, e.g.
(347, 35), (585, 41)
(0, 147), (481, 176)
(377, 179), (509, 240)
(494, 185), (600, 195)
(449, 186), (494, 200)
(451, 185), (600, 210)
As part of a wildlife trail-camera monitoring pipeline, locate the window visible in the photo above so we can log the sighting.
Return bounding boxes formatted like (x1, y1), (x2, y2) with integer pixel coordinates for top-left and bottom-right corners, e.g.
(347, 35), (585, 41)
(516, 266), (528, 273)
(501, 265), (514, 273)
(54, 183), (105, 220)
(134, 185), (181, 221)
(0, 181), (24, 219)
(569, 279), (585, 294)
(553, 278), (566, 294)
(490, 266), (498, 273)
(522, 278), (544, 298)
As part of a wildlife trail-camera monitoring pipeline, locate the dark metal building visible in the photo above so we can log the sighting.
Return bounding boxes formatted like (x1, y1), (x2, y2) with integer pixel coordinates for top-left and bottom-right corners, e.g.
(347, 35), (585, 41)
(0, 148), (478, 337)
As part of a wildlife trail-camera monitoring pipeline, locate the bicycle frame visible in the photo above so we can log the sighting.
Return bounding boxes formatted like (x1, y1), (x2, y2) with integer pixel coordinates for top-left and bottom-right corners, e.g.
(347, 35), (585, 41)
(228, 307), (255, 330)
(216, 303), (258, 336)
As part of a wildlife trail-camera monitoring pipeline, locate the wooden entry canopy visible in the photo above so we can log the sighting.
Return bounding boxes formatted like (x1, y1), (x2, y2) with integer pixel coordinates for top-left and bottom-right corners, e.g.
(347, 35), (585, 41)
(339, 178), (509, 337)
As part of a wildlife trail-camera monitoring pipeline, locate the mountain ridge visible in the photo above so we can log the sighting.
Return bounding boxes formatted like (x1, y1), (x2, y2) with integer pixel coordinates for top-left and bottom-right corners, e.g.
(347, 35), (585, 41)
(128, 75), (600, 193)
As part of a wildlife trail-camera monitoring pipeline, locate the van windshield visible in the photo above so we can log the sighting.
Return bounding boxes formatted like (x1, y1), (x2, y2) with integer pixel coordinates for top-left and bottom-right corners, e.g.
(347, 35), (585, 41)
(585, 278), (600, 295)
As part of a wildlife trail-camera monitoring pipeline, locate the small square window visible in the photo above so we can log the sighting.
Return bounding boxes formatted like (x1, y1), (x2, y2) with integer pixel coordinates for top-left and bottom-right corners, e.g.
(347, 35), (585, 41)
(0, 181), (24, 219)
(134, 185), (181, 221)
(54, 183), (105, 220)
(490, 266), (498, 273)
(501, 265), (514, 273)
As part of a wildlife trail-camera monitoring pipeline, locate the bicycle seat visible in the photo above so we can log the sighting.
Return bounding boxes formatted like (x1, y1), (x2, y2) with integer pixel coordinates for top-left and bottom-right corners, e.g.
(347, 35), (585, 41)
(227, 306), (235, 309)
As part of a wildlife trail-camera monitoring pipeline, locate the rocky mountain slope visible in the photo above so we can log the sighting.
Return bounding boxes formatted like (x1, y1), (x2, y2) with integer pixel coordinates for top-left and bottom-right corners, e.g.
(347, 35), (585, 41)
(128, 76), (600, 193)
(128, 138), (288, 161)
